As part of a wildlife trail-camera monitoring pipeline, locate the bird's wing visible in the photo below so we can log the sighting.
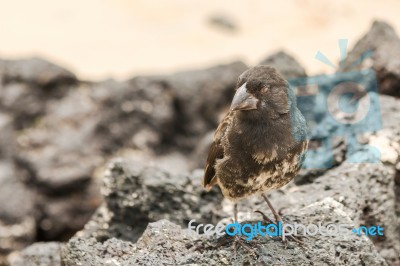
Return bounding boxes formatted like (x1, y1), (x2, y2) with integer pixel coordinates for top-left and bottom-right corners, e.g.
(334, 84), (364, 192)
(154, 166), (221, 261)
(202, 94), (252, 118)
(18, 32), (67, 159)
(203, 111), (233, 191)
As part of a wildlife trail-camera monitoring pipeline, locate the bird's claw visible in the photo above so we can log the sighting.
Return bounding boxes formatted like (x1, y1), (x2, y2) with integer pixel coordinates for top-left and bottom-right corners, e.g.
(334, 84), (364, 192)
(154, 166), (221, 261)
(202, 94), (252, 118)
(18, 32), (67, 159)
(214, 234), (259, 260)
(255, 210), (306, 246)
(232, 236), (258, 259)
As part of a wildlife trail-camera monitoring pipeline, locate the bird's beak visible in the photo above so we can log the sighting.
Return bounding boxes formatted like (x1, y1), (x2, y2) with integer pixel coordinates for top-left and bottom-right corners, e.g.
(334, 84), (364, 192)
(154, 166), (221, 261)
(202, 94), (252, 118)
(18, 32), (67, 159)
(230, 83), (258, 111)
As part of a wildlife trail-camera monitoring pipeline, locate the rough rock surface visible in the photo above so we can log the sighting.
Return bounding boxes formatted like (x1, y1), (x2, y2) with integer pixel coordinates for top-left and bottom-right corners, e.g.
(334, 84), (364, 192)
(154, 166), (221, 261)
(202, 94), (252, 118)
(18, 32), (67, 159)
(62, 199), (386, 266)
(340, 20), (400, 96)
(8, 242), (62, 266)
(76, 159), (224, 244)
(60, 141), (398, 265)
(59, 93), (400, 264)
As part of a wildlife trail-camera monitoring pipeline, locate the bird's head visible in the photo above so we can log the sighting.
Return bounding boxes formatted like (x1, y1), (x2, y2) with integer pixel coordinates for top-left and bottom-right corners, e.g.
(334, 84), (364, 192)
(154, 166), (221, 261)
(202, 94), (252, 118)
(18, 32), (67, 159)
(230, 65), (292, 119)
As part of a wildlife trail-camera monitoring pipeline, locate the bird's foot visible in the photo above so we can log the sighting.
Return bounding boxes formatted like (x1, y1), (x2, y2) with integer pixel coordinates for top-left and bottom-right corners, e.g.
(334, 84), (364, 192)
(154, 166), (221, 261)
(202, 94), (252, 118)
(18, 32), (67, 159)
(186, 238), (209, 252)
(215, 234), (260, 260)
(255, 210), (305, 247)
(233, 236), (258, 257)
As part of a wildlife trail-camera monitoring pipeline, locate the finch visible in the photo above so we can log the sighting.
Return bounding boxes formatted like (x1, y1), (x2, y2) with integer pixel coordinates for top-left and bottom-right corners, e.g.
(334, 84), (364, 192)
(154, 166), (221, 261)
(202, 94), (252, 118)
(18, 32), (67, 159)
(203, 65), (308, 226)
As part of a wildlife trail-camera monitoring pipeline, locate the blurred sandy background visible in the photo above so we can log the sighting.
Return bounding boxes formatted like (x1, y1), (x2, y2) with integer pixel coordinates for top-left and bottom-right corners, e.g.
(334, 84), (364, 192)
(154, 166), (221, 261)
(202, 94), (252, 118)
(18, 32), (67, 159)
(1, 0), (399, 80)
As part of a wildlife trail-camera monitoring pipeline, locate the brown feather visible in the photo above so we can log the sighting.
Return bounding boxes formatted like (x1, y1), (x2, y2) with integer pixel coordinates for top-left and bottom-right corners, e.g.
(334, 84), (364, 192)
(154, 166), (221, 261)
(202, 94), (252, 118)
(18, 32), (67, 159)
(202, 111), (233, 190)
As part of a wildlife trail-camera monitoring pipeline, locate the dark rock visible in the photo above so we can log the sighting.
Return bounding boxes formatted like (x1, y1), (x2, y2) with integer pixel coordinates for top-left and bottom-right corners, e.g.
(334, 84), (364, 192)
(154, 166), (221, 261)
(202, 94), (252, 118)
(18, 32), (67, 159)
(81, 159), (223, 243)
(0, 215), (36, 253)
(339, 20), (400, 96)
(61, 199), (387, 265)
(0, 162), (35, 224)
(14, 75), (176, 190)
(259, 50), (307, 80)
(0, 57), (77, 88)
(102, 159), (221, 221)
(0, 83), (47, 129)
(128, 61), (247, 152)
(0, 114), (34, 260)
(366, 95), (400, 265)
(0, 160), (99, 256)
(0, 112), (15, 159)
(95, 78), (176, 154)
(0, 217), (36, 261)
(0, 57), (78, 129)
(61, 130), (399, 264)
(35, 180), (101, 241)
(10, 85), (104, 241)
(15, 86), (103, 193)
(0, 164), (36, 259)
(8, 242), (62, 266)
(122, 150), (191, 174)
(14, 61), (247, 197)
(378, 95), (400, 130)
(265, 163), (398, 265)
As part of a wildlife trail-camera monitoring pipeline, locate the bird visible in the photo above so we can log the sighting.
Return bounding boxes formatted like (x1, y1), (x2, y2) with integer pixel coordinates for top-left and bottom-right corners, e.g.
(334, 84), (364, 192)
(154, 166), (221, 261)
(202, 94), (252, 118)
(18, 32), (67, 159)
(203, 65), (308, 230)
